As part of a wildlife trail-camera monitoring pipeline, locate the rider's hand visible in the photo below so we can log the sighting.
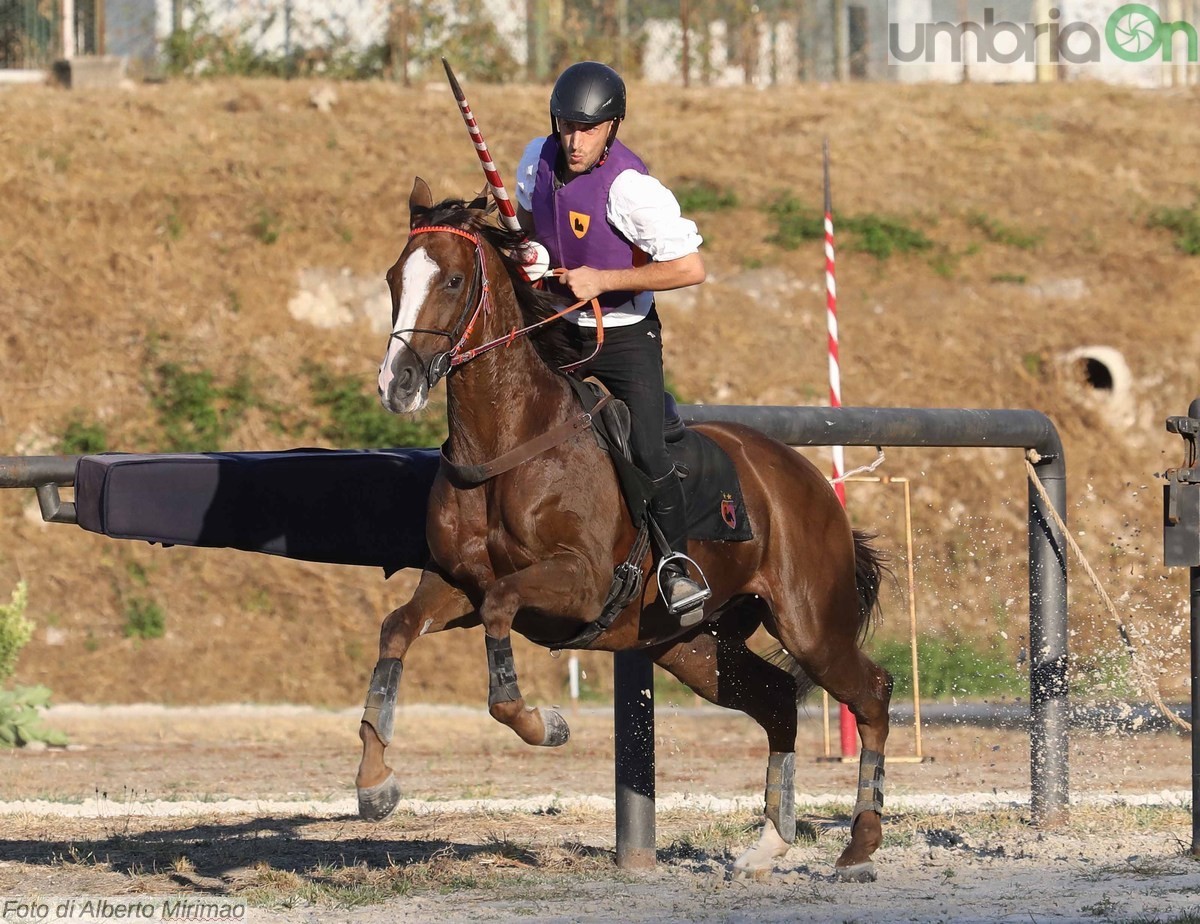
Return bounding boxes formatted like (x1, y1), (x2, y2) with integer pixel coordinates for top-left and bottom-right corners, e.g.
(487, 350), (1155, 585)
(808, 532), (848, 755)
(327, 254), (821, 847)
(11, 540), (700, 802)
(557, 265), (606, 302)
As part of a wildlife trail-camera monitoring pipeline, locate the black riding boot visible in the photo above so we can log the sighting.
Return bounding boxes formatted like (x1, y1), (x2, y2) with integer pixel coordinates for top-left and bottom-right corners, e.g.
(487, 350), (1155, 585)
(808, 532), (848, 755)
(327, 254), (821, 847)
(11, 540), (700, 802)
(648, 472), (711, 627)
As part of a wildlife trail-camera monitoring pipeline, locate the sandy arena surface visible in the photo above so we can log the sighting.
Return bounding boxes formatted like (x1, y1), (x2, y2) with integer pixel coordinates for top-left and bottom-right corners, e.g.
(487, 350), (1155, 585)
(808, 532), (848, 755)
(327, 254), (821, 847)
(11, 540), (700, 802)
(0, 704), (1195, 923)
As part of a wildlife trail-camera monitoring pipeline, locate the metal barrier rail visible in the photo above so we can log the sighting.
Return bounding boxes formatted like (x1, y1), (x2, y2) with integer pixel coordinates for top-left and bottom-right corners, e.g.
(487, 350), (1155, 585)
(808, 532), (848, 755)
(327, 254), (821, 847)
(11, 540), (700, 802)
(0, 404), (1070, 870)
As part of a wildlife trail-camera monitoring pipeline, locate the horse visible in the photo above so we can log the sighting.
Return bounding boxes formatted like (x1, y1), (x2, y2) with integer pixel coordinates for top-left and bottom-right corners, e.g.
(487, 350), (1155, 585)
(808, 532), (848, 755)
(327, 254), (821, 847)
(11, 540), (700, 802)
(356, 177), (894, 881)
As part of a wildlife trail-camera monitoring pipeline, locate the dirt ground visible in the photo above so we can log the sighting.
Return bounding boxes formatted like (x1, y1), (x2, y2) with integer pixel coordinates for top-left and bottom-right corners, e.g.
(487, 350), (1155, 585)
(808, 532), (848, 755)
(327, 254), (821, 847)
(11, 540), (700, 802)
(0, 705), (1195, 922)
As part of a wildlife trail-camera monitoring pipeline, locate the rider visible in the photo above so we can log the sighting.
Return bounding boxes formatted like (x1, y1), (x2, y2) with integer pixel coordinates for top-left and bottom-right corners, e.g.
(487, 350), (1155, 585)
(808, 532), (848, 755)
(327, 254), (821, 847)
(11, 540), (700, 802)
(514, 61), (711, 627)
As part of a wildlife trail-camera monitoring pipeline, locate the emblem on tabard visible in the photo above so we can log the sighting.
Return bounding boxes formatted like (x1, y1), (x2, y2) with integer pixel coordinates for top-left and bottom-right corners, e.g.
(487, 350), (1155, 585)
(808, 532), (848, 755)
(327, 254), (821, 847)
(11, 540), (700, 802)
(569, 211), (590, 238)
(720, 494), (737, 529)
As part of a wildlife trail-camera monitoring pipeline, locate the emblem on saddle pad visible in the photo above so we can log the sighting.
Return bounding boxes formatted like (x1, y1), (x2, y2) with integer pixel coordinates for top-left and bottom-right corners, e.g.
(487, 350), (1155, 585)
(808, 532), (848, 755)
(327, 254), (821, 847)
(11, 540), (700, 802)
(569, 211), (590, 239)
(721, 494), (738, 529)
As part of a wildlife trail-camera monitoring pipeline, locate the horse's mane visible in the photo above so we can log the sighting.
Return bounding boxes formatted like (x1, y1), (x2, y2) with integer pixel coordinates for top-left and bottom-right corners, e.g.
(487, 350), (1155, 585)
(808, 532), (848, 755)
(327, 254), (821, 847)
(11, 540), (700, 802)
(411, 197), (578, 372)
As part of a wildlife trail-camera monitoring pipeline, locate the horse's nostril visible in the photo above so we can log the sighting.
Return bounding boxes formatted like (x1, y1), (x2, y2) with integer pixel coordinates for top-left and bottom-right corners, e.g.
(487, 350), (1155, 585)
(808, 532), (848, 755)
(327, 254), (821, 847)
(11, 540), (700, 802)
(396, 367), (415, 391)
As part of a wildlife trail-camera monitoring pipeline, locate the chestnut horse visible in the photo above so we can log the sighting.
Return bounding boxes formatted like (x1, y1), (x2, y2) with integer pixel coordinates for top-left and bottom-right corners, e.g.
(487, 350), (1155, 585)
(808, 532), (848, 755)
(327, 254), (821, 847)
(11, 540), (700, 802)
(356, 178), (893, 881)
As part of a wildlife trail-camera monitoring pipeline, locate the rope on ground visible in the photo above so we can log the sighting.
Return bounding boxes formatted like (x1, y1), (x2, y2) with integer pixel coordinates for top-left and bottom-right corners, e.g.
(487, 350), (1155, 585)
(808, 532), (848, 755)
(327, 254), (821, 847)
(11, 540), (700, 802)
(1024, 454), (1191, 733)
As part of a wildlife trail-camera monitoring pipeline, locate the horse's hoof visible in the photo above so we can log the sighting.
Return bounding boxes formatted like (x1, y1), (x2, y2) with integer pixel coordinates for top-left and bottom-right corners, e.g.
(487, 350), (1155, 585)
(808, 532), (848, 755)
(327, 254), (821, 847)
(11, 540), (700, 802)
(834, 860), (877, 883)
(539, 708), (570, 747)
(357, 771), (401, 822)
(731, 865), (774, 882)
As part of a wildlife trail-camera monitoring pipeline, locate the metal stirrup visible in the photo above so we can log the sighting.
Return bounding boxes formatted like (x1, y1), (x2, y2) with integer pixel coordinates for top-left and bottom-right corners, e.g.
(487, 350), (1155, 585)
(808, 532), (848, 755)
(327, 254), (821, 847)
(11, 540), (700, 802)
(656, 553), (712, 617)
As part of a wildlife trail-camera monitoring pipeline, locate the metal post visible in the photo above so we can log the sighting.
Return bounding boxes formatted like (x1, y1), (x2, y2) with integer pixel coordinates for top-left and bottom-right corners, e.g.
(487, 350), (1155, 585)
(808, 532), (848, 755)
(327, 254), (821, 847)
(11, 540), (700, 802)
(1164, 396), (1200, 856)
(1191, 557), (1199, 857)
(1190, 396), (1200, 857)
(1028, 454), (1069, 824)
(613, 650), (655, 869)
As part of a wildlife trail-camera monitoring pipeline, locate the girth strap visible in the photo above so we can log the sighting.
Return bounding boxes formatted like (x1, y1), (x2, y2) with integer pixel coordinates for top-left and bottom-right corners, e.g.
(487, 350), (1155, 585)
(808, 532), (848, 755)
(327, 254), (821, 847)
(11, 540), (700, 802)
(551, 521), (651, 651)
(441, 393), (611, 485)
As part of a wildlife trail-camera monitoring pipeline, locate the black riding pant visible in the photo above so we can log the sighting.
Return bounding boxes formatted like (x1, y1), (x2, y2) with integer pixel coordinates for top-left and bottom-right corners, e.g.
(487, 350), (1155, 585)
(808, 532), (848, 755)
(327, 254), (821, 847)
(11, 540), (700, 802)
(562, 306), (674, 483)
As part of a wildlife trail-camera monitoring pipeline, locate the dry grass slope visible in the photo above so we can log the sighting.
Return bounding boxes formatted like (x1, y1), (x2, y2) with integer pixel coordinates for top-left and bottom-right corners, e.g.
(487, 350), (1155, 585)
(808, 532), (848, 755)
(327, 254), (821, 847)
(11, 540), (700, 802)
(1, 78), (1198, 705)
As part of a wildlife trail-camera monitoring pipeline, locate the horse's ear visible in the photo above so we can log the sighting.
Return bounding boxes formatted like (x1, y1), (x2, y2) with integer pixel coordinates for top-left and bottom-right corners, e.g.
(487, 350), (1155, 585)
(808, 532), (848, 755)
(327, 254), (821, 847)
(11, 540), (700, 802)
(466, 183), (489, 213)
(410, 177), (434, 225)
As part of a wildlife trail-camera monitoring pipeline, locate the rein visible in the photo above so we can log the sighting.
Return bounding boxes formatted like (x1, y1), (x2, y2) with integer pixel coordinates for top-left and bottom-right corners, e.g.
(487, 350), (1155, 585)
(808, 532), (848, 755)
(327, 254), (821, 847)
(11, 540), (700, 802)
(403, 224), (604, 377)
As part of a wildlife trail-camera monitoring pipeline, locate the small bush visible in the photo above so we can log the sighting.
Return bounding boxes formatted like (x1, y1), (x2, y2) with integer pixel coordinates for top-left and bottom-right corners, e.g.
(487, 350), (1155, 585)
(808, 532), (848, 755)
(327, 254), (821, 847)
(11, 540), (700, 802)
(0, 685), (68, 747)
(150, 362), (255, 452)
(0, 584), (68, 748)
(0, 582), (33, 684)
(675, 180), (738, 213)
(843, 213), (934, 260)
(308, 364), (445, 448)
(58, 414), (108, 455)
(252, 207), (281, 245)
(1147, 203), (1200, 255)
(763, 194), (825, 249)
(123, 597), (166, 640)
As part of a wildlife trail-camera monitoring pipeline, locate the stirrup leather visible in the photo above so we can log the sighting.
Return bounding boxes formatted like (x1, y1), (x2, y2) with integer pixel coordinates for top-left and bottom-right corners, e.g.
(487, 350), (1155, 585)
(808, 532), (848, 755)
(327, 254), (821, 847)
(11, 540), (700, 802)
(655, 553), (712, 618)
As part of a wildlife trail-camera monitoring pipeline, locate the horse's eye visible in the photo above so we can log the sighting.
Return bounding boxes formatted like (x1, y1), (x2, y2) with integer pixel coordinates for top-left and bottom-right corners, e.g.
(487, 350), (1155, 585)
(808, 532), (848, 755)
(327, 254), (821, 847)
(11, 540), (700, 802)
(446, 274), (465, 290)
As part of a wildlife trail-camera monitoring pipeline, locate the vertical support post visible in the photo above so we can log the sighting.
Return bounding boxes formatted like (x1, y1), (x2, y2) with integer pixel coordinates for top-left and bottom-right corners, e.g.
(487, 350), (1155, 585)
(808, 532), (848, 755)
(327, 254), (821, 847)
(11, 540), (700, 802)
(61, 0), (75, 58)
(832, 0), (847, 81)
(614, 650), (655, 869)
(1190, 395), (1200, 857)
(1028, 454), (1069, 825)
(1191, 559), (1199, 857)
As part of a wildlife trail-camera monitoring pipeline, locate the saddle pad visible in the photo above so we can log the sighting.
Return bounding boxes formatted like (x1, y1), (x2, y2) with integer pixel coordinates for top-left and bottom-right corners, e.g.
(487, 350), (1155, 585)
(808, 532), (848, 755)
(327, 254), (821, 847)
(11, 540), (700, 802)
(74, 448), (440, 576)
(669, 428), (754, 542)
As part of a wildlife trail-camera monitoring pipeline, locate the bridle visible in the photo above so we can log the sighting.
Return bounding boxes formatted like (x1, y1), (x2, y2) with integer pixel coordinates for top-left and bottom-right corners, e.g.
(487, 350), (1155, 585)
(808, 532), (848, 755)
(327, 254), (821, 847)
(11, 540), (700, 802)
(388, 224), (603, 390)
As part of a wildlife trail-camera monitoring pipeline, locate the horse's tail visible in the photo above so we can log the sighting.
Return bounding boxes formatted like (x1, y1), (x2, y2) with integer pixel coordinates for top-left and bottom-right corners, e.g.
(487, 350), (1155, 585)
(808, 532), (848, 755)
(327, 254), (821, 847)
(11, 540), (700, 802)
(762, 529), (890, 704)
(851, 528), (888, 645)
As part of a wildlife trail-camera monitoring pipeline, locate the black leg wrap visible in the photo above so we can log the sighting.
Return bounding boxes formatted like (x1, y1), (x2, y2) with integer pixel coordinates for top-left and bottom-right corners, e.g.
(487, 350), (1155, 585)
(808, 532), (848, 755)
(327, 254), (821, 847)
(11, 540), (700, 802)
(486, 635), (521, 707)
(361, 658), (403, 746)
(851, 748), (886, 824)
(765, 752), (797, 843)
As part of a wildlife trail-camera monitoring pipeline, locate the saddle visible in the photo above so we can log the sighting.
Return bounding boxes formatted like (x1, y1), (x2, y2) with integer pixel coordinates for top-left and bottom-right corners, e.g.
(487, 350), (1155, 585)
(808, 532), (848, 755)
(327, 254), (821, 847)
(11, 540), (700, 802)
(556, 379), (753, 649)
(568, 378), (753, 542)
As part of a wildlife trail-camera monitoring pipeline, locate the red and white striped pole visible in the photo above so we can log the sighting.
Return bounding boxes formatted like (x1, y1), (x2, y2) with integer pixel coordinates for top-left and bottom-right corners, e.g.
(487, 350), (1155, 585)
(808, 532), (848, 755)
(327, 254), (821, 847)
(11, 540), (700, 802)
(825, 138), (857, 759)
(442, 58), (522, 234)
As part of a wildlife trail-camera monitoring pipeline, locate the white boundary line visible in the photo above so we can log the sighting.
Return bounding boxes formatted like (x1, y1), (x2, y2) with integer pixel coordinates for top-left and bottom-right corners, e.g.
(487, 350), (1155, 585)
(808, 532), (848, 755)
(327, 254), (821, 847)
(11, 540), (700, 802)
(0, 790), (1189, 819)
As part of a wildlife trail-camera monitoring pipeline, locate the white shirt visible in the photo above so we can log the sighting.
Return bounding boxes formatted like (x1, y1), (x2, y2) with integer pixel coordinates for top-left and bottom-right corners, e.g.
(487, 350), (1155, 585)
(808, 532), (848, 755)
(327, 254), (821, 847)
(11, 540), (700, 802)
(514, 137), (703, 327)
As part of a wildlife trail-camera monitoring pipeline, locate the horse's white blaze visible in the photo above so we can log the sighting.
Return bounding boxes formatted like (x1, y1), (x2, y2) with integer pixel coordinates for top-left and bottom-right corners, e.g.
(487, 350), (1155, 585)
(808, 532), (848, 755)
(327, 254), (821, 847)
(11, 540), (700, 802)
(378, 246), (440, 396)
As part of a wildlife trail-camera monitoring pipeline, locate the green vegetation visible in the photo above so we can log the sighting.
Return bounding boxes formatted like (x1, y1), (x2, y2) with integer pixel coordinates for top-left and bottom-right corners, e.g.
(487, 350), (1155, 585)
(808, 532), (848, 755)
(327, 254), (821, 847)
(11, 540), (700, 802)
(123, 597), (166, 640)
(763, 194), (825, 249)
(251, 206), (282, 245)
(307, 363), (446, 448)
(844, 213), (934, 259)
(869, 630), (1025, 701)
(162, 0), (518, 82)
(763, 195), (934, 259)
(675, 179), (738, 213)
(0, 583), (67, 747)
(1147, 202), (1200, 255)
(0, 685), (68, 747)
(58, 413), (109, 455)
(150, 362), (256, 453)
(967, 211), (1042, 250)
(163, 199), (185, 241)
(0, 582), (32, 683)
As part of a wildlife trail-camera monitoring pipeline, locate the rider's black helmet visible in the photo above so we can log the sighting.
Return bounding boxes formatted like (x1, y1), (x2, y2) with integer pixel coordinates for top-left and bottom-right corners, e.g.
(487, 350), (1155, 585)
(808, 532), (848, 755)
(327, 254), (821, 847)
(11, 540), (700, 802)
(549, 61), (626, 130)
